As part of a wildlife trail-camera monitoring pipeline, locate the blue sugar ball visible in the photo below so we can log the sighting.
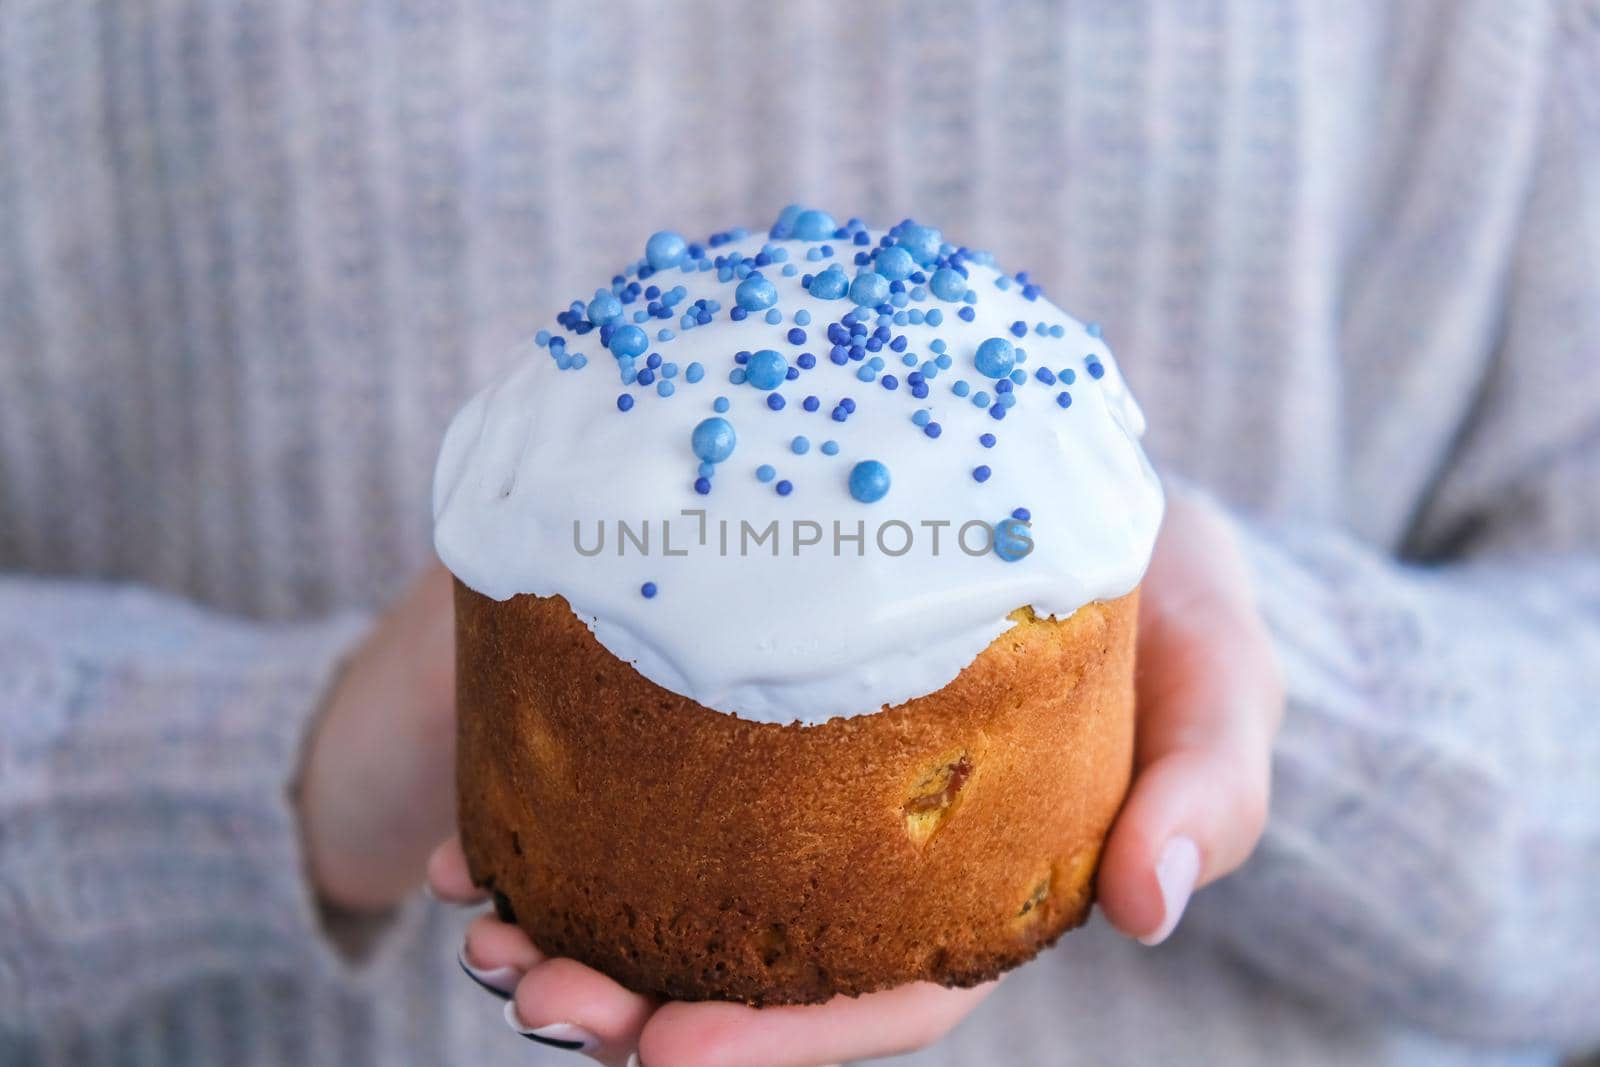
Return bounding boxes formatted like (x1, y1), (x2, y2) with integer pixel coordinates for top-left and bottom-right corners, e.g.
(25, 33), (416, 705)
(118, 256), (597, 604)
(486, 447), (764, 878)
(691, 416), (737, 464)
(897, 223), (943, 265)
(974, 337), (1016, 379)
(849, 271), (889, 307)
(609, 324), (649, 359)
(808, 265), (849, 300)
(848, 459), (891, 504)
(769, 204), (803, 238)
(929, 268), (966, 302)
(756, 464), (777, 483)
(645, 230), (686, 270)
(587, 291), (622, 324)
(994, 517), (1032, 562)
(875, 245), (915, 281)
(792, 209), (838, 240)
(745, 349), (788, 390)
(736, 274), (778, 311)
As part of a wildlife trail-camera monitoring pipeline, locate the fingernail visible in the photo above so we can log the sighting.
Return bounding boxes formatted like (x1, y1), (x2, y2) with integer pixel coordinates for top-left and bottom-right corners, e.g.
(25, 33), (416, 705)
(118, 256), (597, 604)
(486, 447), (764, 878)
(503, 999), (600, 1052)
(1139, 836), (1200, 946)
(456, 948), (520, 999)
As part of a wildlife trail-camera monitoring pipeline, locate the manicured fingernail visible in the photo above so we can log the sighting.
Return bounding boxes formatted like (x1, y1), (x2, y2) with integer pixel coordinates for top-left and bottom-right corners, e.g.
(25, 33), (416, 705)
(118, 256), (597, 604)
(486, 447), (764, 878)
(456, 948), (520, 999)
(1139, 836), (1200, 946)
(503, 999), (600, 1052)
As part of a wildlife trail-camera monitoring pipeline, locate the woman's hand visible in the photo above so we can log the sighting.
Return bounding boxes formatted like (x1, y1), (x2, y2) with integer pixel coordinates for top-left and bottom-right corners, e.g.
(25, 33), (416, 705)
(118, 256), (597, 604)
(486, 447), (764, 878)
(426, 483), (1284, 1066)
(1096, 485), (1285, 943)
(296, 564), (459, 911)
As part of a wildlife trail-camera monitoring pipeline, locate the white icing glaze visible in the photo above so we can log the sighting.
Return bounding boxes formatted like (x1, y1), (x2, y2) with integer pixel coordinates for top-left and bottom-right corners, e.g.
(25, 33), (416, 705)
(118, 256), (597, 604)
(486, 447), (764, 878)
(433, 221), (1163, 726)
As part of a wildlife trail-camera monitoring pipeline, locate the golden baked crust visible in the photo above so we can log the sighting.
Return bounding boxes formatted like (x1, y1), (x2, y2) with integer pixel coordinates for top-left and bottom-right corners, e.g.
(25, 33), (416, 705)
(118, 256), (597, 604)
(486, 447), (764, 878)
(455, 582), (1138, 1005)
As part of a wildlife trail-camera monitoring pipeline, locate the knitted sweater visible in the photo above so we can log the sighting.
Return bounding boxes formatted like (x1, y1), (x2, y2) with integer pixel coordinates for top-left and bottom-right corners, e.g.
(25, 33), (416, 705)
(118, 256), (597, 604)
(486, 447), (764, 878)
(1, 1), (1597, 1064)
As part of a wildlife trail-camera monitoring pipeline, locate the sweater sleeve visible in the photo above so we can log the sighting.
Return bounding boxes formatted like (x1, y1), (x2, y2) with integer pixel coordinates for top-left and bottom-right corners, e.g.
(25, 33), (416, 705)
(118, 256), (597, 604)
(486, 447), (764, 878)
(0, 578), (419, 1027)
(1186, 10), (1600, 1047)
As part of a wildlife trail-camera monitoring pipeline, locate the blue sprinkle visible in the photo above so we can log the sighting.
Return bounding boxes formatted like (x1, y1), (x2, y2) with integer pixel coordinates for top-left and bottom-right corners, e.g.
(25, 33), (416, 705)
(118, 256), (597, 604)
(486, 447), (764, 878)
(691, 417), (737, 463)
(636, 368), (656, 386)
(795, 309), (812, 326)
(735, 274), (778, 311)
(645, 231), (686, 270)
(897, 224), (943, 265)
(994, 517), (1031, 562)
(1087, 357), (1105, 379)
(1035, 367), (1057, 385)
(1056, 391), (1072, 408)
(694, 476), (712, 495)
(788, 327), (807, 345)
(587, 291), (622, 325)
(875, 245), (916, 281)
(1086, 321), (1103, 338)
(536, 329), (551, 345)
(912, 410), (931, 427)
(792, 209), (838, 240)
(972, 465), (992, 483)
(880, 374), (899, 390)
(609, 325), (648, 359)
(686, 362), (705, 383)
(797, 352), (816, 370)
(972, 390), (991, 407)
(974, 337), (1016, 378)
(849, 459), (892, 503)
(808, 265), (850, 300)
(856, 366), (876, 382)
(929, 268), (966, 302)
(821, 439), (840, 455)
(995, 378), (1013, 394)
(657, 380), (675, 397)
(791, 435), (811, 454)
(657, 328), (675, 342)
(1059, 368), (1077, 384)
(924, 422), (942, 438)
(979, 432), (997, 448)
(841, 397), (856, 413)
(714, 395), (730, 412)
(616, 393), (635, 412)
(698, 461), (716, 477)
(958, 306), (975, 322)
(849, 271), (890, 307)
(767, 393), (786, 410)
(757, 464), (777, 483)
(989, 403), (1007, 420)
(999, 392), (1016, 408)
(803, 394), (820, 411)
(952, 380), (971, 397)
(1012, 507), (1032, 521)
(1010, 320), (1027, 338)
(746, 349), (788, 390)
(765, 308), (783, 325)
(641, 580), (659, 598)
(646, 352), (662, 369)
(1009, 368), (1027, 385)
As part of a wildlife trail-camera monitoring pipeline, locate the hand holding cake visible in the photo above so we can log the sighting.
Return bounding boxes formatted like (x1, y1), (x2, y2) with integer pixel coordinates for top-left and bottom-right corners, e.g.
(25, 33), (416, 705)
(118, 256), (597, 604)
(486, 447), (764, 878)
(305, 207), (1282, 1064)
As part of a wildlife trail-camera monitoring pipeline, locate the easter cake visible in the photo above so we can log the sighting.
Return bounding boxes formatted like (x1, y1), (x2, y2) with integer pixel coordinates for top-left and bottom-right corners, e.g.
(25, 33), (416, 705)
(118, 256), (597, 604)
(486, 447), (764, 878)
(433, 207), (1164, 1005)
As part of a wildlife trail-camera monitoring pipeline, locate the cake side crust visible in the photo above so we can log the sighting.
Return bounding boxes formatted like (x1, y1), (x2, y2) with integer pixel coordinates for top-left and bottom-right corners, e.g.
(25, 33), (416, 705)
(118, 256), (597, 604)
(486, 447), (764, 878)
(455, 583), (1138, 1005)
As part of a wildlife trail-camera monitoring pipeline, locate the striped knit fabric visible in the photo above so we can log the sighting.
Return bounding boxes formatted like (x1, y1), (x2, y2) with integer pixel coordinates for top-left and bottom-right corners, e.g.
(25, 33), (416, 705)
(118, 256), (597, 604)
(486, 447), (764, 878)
(2, 2), (1598, 1064)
